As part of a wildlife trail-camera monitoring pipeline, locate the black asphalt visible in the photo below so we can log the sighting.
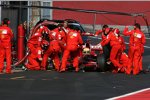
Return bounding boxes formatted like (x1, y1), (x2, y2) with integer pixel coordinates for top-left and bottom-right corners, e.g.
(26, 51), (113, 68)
(0, 71), (150, 100)
(0, 35), (150, 100)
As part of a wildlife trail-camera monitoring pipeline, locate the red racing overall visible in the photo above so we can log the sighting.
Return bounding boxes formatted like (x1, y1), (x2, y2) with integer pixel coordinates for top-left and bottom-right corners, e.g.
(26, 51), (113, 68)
(0, 25), (13, 73)
(123, 27), (146, 75)
(26, 30), (42, 70)
(60, 29), (83, 72)
(25, 26), (48, 70)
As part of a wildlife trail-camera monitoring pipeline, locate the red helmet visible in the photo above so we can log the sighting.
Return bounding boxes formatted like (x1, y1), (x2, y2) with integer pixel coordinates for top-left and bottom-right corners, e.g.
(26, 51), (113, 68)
(114, 28), (120, 34)
(105, 28), (110, 33)
(39, 26), (49, 34)
(41, 40), (49, 50)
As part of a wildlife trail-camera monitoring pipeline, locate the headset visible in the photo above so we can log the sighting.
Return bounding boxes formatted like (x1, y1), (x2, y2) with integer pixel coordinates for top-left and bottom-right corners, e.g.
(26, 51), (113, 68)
(2, 18), (10, 25)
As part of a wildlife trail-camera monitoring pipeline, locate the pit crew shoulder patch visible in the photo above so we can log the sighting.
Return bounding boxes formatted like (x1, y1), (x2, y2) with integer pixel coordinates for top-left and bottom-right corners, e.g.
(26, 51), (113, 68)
(34, 33), (39, 36)
(136, 34), (142, 38)
(72, 33), (77, 37)
(2, 30), (7, 34)
(106, 34), (110, 39)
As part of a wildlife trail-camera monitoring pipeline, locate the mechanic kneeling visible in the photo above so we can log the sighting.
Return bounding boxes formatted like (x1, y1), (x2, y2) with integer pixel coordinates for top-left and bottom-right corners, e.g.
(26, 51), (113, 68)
(117, 52), (132, 74)
(41, 27), (62, 71)
(25, 26), (47, 70)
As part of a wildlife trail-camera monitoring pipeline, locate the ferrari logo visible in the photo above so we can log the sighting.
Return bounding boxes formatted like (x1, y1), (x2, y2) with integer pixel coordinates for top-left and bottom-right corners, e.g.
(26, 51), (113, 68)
(133, 32), (141, 41)
(69, 32), (77, 38)
(70, 36), (74, 38)
(134, 33), (137, 37)
(0, 29), (2, 33)
(0, 30), (3, 39)
(133, 32), (138, 41)
(69, 32), (74, 35)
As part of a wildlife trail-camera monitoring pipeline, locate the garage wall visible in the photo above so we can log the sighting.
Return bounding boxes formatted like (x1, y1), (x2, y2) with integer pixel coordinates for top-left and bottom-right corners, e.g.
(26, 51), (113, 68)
(2, 8), (19, 40)
(53, 1), (150, 25)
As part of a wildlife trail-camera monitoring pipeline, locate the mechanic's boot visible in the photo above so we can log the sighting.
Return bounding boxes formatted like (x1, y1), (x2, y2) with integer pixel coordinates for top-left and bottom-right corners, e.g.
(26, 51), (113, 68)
(75, 67), (79, 72)
(0, 70), (3, 74)
(41, 67), (46, 71)
(55, 68), (59, 72)
(125, 68), (132, 75)
(112, 70), (118, 74)
(133, 70), (139, 75)
(106, 61), (111, 65)
(6, 70), (13, 74)
(40, 65), (46, 70)
(59, 68), (66, 72)
(112, 68), (119, 74)
(34, 66), (41, 70)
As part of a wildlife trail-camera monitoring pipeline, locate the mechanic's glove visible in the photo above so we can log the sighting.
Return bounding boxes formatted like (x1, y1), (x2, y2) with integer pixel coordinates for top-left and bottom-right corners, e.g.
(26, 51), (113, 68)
(124, 26), (129, 30)
(39, 58), (43, 61)
(94, 34), (98, 36)
(82, 44), (86, 48)
(64, 43), (66, 46)
(40, 26), (44, 29)
(26, 52), (29, 55)
(97, 43), (102, 49)
(54, 23), (59, 26)
(85, 32), (90, 35)
(114, 32), (118, 37)
(78, 44), (81, 48)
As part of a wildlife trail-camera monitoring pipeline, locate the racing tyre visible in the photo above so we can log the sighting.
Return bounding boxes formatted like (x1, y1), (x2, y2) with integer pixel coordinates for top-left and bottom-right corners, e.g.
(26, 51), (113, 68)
(97, 54), (107, 72)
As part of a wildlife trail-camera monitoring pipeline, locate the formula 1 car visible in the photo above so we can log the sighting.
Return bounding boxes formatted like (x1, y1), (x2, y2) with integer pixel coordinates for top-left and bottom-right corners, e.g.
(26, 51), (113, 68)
(80, 39), (107, 71)
(32, 19), (108, 72)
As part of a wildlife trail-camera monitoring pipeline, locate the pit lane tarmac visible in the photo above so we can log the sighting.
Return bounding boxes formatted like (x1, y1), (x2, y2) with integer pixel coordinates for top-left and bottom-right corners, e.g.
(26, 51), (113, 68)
(0, 70), (150, 100)
(0, 35), (150, 100)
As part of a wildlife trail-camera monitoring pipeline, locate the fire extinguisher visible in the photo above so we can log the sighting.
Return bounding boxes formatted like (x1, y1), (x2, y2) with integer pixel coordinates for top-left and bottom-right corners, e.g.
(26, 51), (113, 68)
(17, 24), (25, 61)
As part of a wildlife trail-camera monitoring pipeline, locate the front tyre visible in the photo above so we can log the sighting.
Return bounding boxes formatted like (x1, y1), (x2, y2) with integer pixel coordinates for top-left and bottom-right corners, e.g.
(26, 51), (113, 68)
(97, 54), (107, 72)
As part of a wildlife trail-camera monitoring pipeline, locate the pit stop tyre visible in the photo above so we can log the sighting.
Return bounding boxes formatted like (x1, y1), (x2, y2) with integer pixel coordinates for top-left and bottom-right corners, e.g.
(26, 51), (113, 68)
(97, 54), (107, 72)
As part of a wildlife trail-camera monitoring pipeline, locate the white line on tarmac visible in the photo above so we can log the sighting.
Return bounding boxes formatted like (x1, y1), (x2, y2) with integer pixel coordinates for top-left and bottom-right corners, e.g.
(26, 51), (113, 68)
(89, 36), (150, 49)
(106, 88), (150, 100)
(10, 76), (25, 80)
